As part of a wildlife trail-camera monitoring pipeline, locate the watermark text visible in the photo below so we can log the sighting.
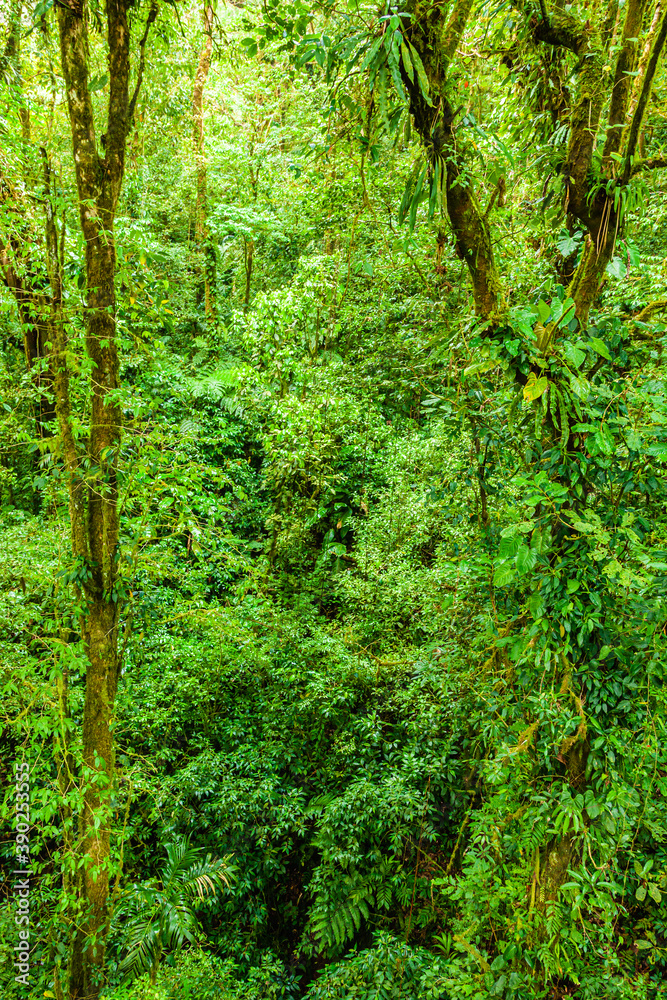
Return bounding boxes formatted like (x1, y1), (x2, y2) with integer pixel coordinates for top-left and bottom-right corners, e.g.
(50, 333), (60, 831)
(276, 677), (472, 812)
(13, 761), (30, 988)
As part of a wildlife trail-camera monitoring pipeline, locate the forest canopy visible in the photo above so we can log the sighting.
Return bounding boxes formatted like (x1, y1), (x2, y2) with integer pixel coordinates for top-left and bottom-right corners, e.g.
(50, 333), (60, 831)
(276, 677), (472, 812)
(1, 0), (667, 999)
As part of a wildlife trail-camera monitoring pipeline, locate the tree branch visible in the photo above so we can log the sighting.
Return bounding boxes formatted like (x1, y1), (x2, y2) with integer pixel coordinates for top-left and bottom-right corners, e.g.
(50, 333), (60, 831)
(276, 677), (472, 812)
(533, 9), (589, 54)
(635, 298), (667, 322)
(56, 3), (101, 211)
(442, 0), (474, 67)
(128, 2), (158, 127)
(631, 152), (667, 174)
(0, 0), (22, 80)
(532, 12), (605, 227)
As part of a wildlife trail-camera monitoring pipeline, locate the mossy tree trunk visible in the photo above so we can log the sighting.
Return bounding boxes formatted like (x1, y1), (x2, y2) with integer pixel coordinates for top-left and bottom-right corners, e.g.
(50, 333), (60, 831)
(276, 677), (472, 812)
(533, 0), (667, 323)
(55, 2), (154, 997)
(0, 17), (56, 439)
(402, 0), (667, 326)
(404, 0), (506, 320)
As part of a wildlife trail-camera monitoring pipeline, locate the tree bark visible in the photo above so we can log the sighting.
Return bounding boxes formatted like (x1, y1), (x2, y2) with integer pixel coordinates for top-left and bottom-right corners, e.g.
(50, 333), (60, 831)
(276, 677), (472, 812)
(602, 0), (650, 166)
(0, 0), (30, 139)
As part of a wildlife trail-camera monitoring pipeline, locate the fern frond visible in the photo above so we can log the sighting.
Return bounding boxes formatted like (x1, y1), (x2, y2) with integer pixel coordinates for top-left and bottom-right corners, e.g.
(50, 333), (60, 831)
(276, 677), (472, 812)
(311, 880), (374, 950)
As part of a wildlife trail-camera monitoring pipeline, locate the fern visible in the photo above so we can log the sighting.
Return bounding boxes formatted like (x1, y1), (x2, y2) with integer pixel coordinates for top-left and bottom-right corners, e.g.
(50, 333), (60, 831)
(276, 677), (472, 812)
(311, 879), (374, 950)
(186, 365), (246, 417)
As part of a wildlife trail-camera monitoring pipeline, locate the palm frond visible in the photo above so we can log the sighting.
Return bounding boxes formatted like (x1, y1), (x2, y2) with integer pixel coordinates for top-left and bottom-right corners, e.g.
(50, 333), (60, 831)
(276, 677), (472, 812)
(119, 920), (161, 979)
(178, 854), (236, 900)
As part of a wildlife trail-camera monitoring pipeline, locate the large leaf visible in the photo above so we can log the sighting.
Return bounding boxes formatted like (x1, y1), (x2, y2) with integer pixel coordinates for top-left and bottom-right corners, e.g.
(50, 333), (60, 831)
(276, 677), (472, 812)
(568, 373), (590, 400)
(493, 562), (516, 587)
(400, 41), (414, 83)
(563, 343), (585, 369)
(407, 41), (432, 105)
(588, 336), (612, 361)
(516, 544), (537, 574)
(523, 373), (548, 402)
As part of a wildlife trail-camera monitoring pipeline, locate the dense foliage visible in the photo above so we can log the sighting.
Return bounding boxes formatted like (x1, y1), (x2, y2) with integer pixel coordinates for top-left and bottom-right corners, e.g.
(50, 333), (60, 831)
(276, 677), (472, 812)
(1, 1), (667, 998)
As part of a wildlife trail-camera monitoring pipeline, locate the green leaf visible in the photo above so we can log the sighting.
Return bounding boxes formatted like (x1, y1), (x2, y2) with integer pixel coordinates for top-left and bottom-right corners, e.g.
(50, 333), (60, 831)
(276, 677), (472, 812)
(88, 73), (109, 93)
(408, 164), (427, 230)
(360, 35), (383, 73)
(647, 442), (667, 461)
(428, 159), (442, 219)
(499, 536), (520, 559)
(516, 544), (537, 574)
(557, 232), (581, 257)
(568, 374), (590, 400)
(387, 49), (407, 101)
(636, 884), (647, 902)
(588, 337), (612, 361)
(528, 593), (544, 619)
(537, 299), (551, 323)
(500, 520), (535, 538)
(563, 343), (585, 369)
(376, 65), (389, 124)
(407, 41), (432, 105)
(648, 883), (662, 904)
(493, 562), (516, 587)
(400, 42), (414, 83)
(523, 375), (548, 402)
(531, 522), (551, 554)
(606, 256), (625, 280)
(594, 424), (615, 455)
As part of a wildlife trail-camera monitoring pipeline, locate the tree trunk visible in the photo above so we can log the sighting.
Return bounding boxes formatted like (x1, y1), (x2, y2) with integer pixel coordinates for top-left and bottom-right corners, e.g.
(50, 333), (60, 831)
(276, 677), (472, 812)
(55, 0), (153, 995)
(567, 228), (616, 325)
(0, 171), (57, 438)
(193, 3), (215, 317)
(403, 0), (506, 320)
(0, 0), (30, 140)
(0, 18), (55, 439)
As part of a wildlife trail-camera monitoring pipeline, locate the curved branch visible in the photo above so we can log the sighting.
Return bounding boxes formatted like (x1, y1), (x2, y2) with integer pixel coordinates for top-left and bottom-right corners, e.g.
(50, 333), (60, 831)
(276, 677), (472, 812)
(635, 298), (667, 322)
(631, 152), (667, 174)
(403, 0), (505, 318)
(442, 0), (474, 67)
(532, 12), (605, 227)
(627, 0), (664, 123)
(106, 0), (131, 209)
(533, 9), (589, 53)
(128, 3), (158, 127)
